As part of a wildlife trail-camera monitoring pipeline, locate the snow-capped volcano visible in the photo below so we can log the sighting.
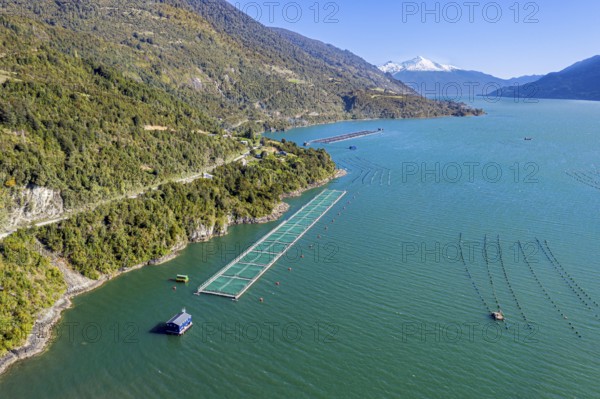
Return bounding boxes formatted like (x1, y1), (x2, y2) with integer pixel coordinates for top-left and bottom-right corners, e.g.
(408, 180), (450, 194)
(379, 56), (542, 99)
(379, 56), (458, 74)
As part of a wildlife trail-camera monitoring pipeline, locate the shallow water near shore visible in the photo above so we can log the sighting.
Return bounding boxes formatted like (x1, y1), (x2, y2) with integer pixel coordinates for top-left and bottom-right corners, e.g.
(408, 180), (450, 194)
(1, 98), (600, 398)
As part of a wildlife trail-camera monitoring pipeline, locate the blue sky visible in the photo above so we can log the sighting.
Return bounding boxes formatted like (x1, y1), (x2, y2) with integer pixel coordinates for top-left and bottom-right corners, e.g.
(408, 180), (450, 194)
(227, 0), (600, 78)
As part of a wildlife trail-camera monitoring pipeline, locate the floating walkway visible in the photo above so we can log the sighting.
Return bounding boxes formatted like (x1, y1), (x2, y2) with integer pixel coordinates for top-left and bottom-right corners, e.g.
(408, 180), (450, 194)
(195, 189), (346, 299)
(304, 129), (382, 145)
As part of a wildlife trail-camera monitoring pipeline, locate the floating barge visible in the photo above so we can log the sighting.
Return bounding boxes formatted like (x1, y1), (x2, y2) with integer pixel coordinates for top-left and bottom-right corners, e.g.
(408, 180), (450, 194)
(165, 310), (193, 335)
(304, 128), (383, 146)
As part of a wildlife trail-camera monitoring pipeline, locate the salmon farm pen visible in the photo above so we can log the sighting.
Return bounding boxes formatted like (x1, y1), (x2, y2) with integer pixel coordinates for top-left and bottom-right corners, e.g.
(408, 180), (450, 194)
(195, 190), (346, 299)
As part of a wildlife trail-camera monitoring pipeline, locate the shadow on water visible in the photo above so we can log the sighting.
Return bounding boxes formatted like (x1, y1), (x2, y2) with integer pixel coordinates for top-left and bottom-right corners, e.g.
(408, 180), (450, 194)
(149, 323), (169, 335)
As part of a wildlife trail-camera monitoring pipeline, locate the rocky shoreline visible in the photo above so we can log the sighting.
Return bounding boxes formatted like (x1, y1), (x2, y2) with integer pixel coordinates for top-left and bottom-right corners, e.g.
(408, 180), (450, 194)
(0, 170), (346, 376)
(283, 169), (347, 199)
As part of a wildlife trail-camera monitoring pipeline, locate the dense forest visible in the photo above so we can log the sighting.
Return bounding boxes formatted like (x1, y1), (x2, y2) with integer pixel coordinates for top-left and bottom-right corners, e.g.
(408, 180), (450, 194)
(0, 0), (480, 130)
(0, 231), (66, 355)
(1, 140), (335, 354)
(37, 140), (334, 278)
(0, 0), (482, 360)
(0, 1), (483, 226)
(0, 16), (243, 210)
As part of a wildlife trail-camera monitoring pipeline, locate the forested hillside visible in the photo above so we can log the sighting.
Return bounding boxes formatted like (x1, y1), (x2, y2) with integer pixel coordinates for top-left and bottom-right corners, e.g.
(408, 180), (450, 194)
(37, 140), (335, 279)
(0, 0), (481, 228)
(0, 0), (481, 360)
(1, 0), (477, 128)
(0, 16), (242, 211)
(0, 139), (336, 356)
(0, 231), (66, 354)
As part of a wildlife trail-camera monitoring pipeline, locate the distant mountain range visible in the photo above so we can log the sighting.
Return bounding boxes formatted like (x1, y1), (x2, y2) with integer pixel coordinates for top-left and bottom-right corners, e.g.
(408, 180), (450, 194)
(380, 56), (458, 73)
(380, 57), (542, 99)
(489, 55), (600, 101)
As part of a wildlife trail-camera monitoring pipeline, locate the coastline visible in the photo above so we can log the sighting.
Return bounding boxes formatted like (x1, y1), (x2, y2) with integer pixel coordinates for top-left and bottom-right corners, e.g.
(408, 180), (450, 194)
(0, 169), (346, 376)
(266, 113), (476, 136)
(282, 169), (347, 198)
(0, 110), (461, 239)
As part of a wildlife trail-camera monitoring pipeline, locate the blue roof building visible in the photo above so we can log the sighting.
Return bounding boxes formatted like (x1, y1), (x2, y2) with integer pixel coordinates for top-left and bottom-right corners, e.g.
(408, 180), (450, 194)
(165, 311), (193, 335)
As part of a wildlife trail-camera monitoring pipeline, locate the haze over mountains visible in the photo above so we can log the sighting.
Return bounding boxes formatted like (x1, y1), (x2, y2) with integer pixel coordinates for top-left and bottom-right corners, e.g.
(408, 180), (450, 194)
(490, 55), (600, 101)
(380, 56), (542, 98)
(382, 55), (600, 102)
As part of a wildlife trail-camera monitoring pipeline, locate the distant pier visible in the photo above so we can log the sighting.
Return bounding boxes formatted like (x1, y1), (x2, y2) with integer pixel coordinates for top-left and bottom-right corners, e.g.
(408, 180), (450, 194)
(304, 129), (382, 146)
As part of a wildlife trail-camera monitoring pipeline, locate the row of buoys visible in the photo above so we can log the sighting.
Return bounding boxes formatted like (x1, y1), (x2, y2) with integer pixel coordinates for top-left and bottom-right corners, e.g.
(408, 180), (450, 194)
(258, 190), (352, 305)
(370, 170), (377, 185)
(352, 162), (371, 184)
(497, 236), (532, 328)
(483, 235), (502, 312)
(344, 157), (391, 186)
(259, 268), (295, 302)
(543, 239), (599, 308)
(351, 169), (365, 184)
(340, 156), (391, 186)
(356, 158), (391, 185)
(320, 194), (349, 236)
(538, 239), (590, 308)
(359, 168), (374, 185)
(336, 159), (351, 171)
(518, 241), (582, 338)
(345, 156), (393, 187)
(574, 171), (600, 186)
(537, 239), (599, 317)
(349, 156), (388, 173)
(459, 234), (492, 314)
(566, 171), (600, 191)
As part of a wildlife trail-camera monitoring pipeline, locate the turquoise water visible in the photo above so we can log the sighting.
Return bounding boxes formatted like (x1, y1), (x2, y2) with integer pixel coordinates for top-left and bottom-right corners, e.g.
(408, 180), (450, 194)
(1, 99), (600, 398)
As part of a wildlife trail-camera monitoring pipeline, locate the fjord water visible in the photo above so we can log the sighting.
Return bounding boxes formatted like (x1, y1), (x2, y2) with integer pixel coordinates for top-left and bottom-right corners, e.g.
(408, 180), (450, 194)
(1, 98), (600, 398)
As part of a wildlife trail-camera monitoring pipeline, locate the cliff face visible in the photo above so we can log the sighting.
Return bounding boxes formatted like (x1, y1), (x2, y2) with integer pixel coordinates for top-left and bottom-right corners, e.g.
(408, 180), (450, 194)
(190, 222), (228, 243)
(230, 202), (291, 226)
(188, 202), (291, 243)
(5, 185), (64, 230)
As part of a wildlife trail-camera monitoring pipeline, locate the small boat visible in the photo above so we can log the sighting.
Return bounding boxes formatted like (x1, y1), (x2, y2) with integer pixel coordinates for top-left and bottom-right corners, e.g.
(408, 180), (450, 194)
(175, 274), (189, 283)
(491, 311), (504, 321)
(349, 145), (357, 150)
(524, 137), (533, 141)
